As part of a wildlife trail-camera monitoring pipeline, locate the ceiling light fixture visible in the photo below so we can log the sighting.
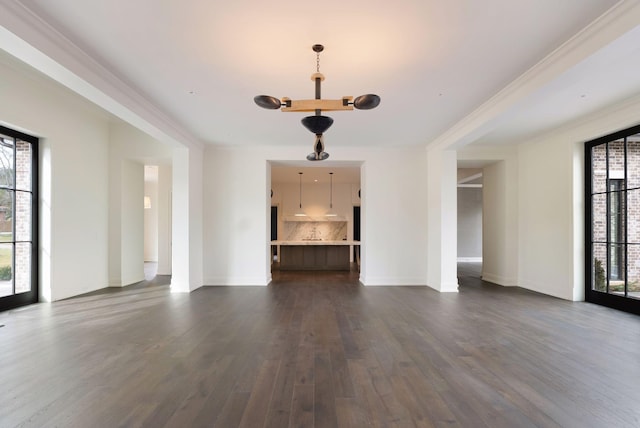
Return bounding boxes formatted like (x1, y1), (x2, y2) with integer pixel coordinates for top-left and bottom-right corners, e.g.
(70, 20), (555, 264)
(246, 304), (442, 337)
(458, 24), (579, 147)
(254, 44), (381, 161)
(294, 172), (306, 216)
(326, 172), (337, 217)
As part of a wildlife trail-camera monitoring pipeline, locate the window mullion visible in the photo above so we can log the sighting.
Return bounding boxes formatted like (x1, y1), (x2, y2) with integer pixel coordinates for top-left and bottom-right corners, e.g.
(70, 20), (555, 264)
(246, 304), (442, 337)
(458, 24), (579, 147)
(606, 142), (610, 294)
(11, 137), (16, 296)
(624, 137), (629, 297)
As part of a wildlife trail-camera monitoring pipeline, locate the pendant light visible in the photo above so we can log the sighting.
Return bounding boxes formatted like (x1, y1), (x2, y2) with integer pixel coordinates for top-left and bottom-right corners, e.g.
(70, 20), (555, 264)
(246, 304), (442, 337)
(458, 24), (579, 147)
(326, 172), (337, 217)
(294, 172), (306, 216)
(254, 44), (380, 161)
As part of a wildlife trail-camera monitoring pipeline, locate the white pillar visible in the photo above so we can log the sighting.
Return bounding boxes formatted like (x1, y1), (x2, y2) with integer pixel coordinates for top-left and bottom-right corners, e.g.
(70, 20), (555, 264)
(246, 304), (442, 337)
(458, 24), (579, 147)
(427, 148), (459, 292)
(157, 164), (172, 275)
(171, 146), (203, 292)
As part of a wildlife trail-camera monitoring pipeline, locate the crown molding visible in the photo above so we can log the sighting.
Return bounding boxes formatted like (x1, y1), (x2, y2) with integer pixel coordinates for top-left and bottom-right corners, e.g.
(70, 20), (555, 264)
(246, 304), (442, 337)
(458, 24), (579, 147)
(427, 0), (640, 153)
(0, 0), (204, 151)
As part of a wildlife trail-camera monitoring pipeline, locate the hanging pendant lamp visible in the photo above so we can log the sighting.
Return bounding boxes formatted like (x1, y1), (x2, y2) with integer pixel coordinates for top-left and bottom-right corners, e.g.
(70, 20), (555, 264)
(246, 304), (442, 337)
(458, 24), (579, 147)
(326, 172), (337, 217)
(254, 44), (380, 161)
(294, 172), (306, 216)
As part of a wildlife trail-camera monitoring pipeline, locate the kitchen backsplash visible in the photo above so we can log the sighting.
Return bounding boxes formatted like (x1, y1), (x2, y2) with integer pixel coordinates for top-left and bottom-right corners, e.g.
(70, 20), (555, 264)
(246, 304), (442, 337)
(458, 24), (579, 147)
(284, 221), (347, 241)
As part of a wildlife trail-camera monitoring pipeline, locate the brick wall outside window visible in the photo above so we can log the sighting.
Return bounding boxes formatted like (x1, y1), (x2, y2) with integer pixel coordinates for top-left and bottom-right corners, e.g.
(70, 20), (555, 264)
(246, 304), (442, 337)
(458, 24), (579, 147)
(591, 137), (640, 292)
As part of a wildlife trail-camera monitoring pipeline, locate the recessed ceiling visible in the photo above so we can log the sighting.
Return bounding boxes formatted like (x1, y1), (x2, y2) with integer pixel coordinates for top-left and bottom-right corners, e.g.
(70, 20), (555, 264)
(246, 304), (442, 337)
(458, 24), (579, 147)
(3, 0), (637, 152)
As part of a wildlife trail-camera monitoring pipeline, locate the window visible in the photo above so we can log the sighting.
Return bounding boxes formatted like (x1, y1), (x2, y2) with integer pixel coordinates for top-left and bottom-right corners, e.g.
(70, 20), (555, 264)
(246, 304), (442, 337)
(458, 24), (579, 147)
(585, 124), (640, 315)
(0, 125), (38, 311)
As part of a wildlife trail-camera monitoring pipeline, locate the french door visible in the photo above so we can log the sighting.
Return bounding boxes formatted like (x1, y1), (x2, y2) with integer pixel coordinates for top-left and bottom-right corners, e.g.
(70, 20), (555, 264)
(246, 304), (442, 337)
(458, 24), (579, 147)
(0, 125), (38, 311)
(585, 124), (640, 315)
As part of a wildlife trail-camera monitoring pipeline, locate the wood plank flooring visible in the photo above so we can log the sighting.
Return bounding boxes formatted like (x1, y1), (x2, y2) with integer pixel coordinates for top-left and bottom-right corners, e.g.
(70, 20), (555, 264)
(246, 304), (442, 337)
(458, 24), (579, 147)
(1, 268), (640, 427)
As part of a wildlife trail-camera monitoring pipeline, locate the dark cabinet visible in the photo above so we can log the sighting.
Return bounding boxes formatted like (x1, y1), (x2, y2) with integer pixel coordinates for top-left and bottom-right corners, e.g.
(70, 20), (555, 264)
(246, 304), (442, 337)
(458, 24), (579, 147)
(280, 245), (350, 270)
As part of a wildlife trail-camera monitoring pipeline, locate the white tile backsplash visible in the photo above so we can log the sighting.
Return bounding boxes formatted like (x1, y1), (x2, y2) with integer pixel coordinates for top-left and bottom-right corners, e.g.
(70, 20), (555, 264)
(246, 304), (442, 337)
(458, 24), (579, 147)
(284, 221), (347, 241)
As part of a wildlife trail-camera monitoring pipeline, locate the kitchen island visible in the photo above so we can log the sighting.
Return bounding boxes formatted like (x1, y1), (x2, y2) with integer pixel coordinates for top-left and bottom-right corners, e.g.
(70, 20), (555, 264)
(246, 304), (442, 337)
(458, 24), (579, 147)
(271, 240), (360, 271)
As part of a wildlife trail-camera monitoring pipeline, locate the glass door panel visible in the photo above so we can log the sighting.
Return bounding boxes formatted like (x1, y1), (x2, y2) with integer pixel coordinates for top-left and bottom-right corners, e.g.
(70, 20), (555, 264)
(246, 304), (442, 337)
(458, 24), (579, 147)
(627, 243), (640, 300)
(15, 191), (31, 241)
(0, 126), (37, 311)
(591, 144), (607, 193)
(0, 242), (13, 297)
(591, 193), (606, 243)
(608, 244), (625, 294)
(607, 139), (625, 178)
(626, 135), (640, 189)
(627, 189), (640, 244)
(15, 242), (31, 294)
(15, 139), (32, 191)
(586, 125), (640, 315)
(592, 243), (607, 292)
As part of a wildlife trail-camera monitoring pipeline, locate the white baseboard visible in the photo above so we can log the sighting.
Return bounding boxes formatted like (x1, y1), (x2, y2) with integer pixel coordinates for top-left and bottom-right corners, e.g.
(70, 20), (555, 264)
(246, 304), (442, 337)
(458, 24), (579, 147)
(203, 276), (270, 286)
(481, 272), (517, 286)
(457, 257), (482, 262)
(518, 279), (575, 301)
(359, 276), (428, 286)
(427, 281), (459, 292)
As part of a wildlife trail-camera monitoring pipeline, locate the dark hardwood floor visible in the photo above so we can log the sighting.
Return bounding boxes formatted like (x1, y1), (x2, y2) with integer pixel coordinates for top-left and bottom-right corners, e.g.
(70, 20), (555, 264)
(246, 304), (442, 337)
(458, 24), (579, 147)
(1, 267), (640, 427)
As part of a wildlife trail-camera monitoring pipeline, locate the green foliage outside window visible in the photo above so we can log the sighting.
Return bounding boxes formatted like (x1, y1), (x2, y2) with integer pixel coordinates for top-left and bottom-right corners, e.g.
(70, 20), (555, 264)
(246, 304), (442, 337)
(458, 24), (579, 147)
(0, 265), (12, 281)
(594, 258), (605, 291)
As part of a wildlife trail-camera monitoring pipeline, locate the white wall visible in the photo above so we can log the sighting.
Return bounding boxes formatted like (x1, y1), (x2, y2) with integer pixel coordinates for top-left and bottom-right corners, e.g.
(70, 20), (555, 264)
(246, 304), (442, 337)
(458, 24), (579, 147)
(203, 145), (429, 286)
(457, 187), (482, 260)
(363, 148), (429, 286)
(0, 52), (110, 300)
(517, 136), (575, 299)
(483, 159), (519, 286)
(120, 160), (144, 285)
(516, 94), (640, 301)
(203, 147), (272, 285)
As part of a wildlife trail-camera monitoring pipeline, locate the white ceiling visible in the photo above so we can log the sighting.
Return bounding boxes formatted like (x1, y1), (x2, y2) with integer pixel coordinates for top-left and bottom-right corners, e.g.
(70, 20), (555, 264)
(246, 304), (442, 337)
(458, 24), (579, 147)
(2, 0), (640, 155)
(475, 23), (640, 146)
(271, 164), (360, 185)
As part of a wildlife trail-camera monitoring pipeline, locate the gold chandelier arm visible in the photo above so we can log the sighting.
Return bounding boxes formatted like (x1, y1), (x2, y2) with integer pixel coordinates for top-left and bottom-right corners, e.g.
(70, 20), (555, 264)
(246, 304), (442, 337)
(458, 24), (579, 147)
(281, 97), (354, 112)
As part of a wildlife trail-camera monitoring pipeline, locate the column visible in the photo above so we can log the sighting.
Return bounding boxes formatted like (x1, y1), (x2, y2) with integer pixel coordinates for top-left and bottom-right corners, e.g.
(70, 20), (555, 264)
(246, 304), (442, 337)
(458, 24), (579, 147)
(427, 148), (459, 292)
(171, 146), (204, 292)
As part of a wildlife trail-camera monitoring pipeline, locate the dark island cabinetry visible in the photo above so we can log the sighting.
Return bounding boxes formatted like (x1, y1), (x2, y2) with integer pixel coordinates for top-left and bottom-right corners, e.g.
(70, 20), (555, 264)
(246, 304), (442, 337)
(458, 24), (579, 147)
(280, 245), (350, 270)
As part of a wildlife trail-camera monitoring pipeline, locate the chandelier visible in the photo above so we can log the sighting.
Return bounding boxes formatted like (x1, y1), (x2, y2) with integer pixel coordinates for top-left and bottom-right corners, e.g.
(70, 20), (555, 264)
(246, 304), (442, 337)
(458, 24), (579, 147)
(254, 44), (380, 161)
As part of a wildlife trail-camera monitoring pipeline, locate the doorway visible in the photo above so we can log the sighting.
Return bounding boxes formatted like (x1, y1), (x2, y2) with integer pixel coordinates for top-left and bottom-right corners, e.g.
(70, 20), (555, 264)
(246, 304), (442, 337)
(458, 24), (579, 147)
(0, 126), (38, 311)
(144, 165), (159, 280)
(457, 169), (483, 279)
(585, 124), (640, 315)
(269, 162), (362, 275)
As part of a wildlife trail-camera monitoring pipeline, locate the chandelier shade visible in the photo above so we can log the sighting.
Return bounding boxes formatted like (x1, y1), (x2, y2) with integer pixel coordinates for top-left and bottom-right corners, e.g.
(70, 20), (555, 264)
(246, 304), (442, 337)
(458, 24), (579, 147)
(353, 94), (381, 110)
(253, 95), (282, 109)
(301, 115), (334, 134)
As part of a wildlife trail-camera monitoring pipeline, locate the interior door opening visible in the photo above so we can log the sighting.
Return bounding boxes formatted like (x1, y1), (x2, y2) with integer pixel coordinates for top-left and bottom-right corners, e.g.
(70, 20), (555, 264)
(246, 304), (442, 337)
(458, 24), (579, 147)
(457, 168), (483, 280)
